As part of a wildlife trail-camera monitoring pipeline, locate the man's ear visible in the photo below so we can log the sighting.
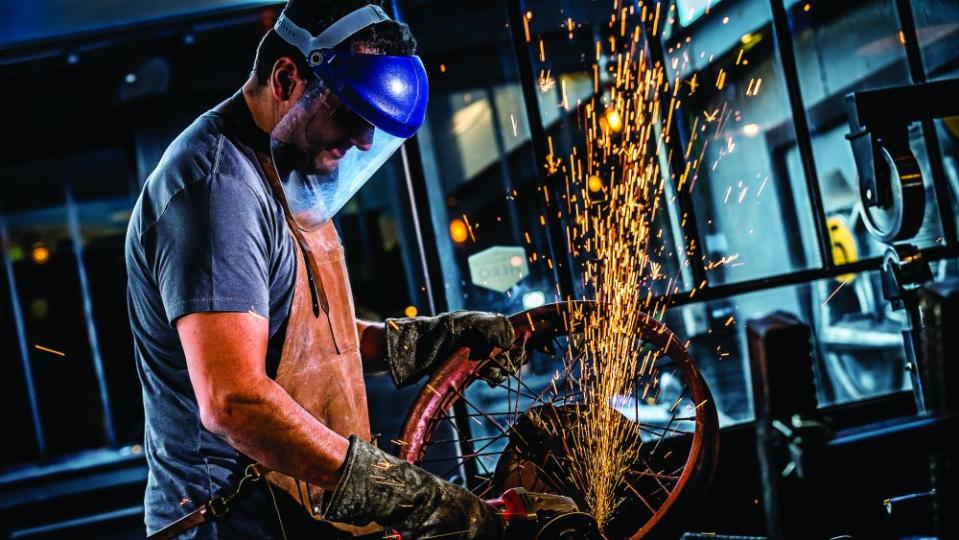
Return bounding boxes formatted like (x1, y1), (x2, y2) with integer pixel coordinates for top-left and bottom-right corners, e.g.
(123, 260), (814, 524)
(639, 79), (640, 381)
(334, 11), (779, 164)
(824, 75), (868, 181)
(270, 57), (307, 104)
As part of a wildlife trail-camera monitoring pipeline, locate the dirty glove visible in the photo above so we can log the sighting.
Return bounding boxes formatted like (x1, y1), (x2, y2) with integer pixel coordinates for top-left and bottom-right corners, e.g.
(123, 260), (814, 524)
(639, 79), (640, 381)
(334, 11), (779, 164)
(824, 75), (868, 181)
(324, 435), (504, 539)
(385, 311), (515, 388)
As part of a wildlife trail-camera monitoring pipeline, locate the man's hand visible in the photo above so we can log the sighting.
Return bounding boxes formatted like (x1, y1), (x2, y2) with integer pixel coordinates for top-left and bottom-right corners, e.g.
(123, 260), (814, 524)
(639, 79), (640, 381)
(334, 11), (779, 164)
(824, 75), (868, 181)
(325, 436), (504, 539)
(383, 310), (516, 387)
(177, 311), (348, 489)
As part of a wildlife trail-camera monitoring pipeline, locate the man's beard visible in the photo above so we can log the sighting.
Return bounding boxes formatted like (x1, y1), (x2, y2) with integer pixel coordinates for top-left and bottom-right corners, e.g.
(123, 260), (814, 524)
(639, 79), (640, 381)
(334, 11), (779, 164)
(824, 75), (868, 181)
(270, 138), (341, 176)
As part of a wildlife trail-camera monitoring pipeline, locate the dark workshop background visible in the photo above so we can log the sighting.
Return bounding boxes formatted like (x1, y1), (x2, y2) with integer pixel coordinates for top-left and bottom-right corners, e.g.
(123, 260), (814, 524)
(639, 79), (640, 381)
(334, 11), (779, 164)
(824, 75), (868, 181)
(0, 0), (957, 538)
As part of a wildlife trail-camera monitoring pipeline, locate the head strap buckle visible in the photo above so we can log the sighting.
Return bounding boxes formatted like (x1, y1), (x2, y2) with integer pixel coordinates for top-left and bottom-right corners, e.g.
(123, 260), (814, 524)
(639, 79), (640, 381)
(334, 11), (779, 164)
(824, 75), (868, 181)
(274, 5), (392, 64)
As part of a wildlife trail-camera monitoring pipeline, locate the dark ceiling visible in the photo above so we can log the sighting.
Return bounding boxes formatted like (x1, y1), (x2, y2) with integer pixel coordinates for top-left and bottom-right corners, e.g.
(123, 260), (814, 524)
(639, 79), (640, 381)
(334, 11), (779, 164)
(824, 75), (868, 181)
(0, 0), (280, 50)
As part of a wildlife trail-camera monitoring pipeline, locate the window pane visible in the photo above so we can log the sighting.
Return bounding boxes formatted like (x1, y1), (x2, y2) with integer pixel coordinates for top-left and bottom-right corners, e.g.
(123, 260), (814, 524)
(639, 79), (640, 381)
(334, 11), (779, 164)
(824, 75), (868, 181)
(677, 0), (728, 27)
(912, 0), (959, 239)
(908, 0), (959, 82)
(68, 149), (141, 446)
(524, 0), (691, 294)
(0, 160), (108, 458)
(663, 266), (912, 425)
(785, 0), (947, 260)
(670, 1), (822, 285)
(811, 269), (911, 406)
(399, 0), (557, 315)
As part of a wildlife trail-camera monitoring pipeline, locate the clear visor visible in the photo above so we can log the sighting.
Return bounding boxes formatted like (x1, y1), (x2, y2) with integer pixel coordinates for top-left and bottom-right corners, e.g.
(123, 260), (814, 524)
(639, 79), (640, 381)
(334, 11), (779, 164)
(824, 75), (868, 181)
(270, 77), (405, 229)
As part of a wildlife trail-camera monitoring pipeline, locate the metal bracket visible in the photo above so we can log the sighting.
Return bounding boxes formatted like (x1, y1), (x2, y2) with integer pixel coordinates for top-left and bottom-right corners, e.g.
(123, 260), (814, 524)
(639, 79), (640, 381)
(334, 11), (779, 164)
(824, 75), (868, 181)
(881, 245), (933, 412)
(845, 78), (959, 243)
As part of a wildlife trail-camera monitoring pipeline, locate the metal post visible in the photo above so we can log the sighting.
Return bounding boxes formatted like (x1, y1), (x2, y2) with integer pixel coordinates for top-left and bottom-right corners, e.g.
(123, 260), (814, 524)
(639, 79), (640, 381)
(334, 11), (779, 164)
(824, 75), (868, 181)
(505, 0), (575, 301)
(644, 8), (709, 289)
(0, 214), (45, 455)
(63, 178), (116, 446)
(768, 0), (834, 270)
(894, 0), (958, 248)
(399, 142), (444, 316)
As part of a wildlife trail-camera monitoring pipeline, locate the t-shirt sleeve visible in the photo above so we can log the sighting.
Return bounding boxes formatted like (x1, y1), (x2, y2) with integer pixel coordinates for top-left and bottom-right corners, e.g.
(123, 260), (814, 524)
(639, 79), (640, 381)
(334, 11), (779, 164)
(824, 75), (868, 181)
(150, 174), (274, 326)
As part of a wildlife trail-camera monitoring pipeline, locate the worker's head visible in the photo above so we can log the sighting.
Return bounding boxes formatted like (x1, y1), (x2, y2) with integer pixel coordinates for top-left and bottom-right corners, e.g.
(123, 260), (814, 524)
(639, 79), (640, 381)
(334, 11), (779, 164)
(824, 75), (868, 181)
(251, 1), (419, 174)
(252, 1), (428, 228)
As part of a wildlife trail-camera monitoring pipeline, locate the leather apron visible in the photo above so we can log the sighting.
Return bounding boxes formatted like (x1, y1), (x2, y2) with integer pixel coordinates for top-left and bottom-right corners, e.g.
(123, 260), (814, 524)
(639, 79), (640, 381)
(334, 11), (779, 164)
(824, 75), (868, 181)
(249, 147), (374, 534)
(266, 219), (372, 518)
(233, 100), (374, 530)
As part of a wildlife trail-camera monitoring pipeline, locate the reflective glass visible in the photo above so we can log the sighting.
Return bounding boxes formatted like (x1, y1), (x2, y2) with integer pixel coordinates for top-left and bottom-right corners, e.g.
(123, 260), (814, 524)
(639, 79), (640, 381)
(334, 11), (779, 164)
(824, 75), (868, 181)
(398, 0), (558, 315)
(669, 1), (822, 285)
(663, 266), (913, 425)
(677, 0), (728, 27)
(524, 0), (690, 294)
(912, 0), (959, 239)
(0, 160), (109, 457)
(785, 0), (947, 260)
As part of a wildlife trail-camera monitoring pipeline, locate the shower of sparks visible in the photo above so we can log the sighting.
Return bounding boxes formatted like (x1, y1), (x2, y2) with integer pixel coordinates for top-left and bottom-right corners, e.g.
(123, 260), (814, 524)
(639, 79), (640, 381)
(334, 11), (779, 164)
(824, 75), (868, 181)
(483, 0), (755, 530)
(556, 3), (687, 526)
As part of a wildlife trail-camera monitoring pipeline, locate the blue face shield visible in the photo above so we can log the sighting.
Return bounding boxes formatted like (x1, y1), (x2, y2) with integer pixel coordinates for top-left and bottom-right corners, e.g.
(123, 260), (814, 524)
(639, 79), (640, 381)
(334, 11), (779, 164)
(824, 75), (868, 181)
(270, 5), (428, 229)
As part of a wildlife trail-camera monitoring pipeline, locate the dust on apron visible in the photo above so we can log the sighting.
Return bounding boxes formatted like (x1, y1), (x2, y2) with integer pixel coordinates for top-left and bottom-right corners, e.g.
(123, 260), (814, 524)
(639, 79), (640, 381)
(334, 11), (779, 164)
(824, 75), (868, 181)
(252, 148), (379, 536)
(266, 220), (372, 517)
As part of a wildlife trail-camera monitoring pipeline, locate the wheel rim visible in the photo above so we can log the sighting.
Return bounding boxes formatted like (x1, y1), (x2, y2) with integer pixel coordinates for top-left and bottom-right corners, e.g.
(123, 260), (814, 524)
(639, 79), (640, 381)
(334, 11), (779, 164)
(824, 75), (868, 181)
(398, 300), (719, 539)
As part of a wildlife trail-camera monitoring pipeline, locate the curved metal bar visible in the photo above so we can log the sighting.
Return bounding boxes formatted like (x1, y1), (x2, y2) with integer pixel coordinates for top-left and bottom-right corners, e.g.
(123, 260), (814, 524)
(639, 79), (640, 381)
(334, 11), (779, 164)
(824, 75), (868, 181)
(398, 300), (720, 539)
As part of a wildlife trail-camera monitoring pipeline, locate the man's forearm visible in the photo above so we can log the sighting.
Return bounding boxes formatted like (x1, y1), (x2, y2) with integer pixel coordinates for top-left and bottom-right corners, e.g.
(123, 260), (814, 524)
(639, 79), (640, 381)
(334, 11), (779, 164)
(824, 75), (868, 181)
(357, 319), (388, 374)
(204, 377), (349, 490)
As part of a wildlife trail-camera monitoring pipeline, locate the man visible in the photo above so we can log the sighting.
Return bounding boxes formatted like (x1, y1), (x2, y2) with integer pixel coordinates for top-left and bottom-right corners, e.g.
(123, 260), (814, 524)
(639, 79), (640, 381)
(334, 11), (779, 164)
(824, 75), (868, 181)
(126, 1), (511, 538)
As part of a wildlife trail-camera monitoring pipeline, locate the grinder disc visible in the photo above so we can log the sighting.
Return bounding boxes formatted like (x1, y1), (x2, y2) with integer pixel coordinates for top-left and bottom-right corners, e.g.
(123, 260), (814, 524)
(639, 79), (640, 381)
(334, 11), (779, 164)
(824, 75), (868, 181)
(535, 512), (603, 540)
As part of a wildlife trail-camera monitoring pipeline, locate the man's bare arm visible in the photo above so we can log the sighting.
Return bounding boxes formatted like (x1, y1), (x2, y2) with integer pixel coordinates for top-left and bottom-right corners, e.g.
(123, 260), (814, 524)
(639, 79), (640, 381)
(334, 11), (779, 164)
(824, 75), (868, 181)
(357, 319), (388, 374)
(178, 311), (348, 489)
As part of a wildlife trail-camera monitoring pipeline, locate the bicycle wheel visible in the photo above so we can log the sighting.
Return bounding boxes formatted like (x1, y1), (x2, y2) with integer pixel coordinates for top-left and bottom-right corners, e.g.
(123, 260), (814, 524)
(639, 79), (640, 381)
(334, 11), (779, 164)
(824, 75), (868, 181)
(397, 300), (719, 539)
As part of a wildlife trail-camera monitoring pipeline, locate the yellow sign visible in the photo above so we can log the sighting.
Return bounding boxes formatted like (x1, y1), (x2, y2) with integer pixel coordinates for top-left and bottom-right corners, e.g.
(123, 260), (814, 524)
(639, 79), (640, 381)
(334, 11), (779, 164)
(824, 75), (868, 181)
(944, 115), (959, 141)
(827, 216), (858, 283)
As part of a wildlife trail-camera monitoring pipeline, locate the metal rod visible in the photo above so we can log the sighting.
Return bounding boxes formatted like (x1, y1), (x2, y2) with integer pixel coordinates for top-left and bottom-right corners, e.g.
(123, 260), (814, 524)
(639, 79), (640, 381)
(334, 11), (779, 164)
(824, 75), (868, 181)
(400, 135), (478, 490)
(391, 3), (478, 484)
(0, 214), (45, 455)
(450, 400), (480, 488)
(666, 244), (957, 308)
(769, 0), (834, 270)
(894, 0), (958, 248)
(400, 143), (440, 315)
(63, 178), (116, 446)
(644, 6), (709, 290)
(504, 0), (574, 300)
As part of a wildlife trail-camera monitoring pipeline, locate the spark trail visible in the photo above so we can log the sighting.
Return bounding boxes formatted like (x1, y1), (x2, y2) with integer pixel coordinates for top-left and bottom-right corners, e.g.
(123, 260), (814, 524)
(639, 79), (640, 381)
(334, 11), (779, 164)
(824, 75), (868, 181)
(557, 1), (685, 527)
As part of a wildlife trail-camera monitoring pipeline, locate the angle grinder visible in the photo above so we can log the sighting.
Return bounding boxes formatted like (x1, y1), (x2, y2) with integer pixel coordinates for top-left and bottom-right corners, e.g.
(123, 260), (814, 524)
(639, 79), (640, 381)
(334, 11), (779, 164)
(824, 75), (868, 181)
(488, 487), (603, 540)
(354, 487), (602, 539)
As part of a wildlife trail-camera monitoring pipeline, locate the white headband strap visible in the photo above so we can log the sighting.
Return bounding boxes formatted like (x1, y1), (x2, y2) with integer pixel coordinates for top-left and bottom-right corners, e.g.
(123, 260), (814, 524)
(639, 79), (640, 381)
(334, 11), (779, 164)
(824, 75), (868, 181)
(274, 5), (391, 61)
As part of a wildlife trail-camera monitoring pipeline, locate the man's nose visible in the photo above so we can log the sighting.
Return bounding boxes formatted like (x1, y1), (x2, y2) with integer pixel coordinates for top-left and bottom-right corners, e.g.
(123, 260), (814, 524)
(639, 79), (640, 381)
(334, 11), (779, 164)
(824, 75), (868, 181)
(350, 125), (374, 152)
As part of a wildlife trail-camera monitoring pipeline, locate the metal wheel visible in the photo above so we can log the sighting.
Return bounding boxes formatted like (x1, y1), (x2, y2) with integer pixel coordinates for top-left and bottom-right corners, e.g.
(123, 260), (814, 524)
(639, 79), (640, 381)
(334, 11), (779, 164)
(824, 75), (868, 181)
(860, 143), (925, 243)
(398, 301), (719, 539)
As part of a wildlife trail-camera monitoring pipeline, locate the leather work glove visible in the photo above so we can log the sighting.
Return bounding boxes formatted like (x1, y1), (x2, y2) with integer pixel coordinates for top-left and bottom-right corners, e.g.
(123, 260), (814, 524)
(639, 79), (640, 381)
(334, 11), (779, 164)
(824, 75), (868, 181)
(324, 435), (504, 540)
(385, 311), (516, 388)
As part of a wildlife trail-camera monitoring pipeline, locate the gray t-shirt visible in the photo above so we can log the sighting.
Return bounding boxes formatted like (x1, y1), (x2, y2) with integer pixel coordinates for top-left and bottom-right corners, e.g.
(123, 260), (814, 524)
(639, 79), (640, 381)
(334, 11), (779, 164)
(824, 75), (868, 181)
(126, 94), (311, 538)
